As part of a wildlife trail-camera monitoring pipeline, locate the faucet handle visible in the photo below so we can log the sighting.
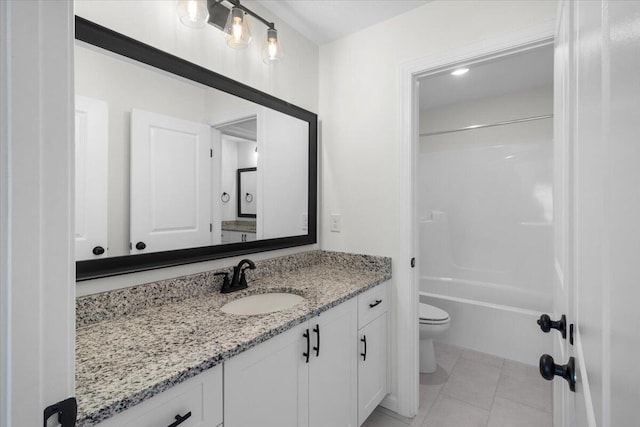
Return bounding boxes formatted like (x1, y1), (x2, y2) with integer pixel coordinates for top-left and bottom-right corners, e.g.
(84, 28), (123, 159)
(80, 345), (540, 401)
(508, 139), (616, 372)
(239, 268), (251, 288)
(214, 272), (231, 292)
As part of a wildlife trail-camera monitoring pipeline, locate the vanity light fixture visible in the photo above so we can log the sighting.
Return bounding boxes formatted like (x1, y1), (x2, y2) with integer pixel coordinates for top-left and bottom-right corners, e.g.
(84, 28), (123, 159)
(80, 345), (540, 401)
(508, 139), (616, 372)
(451, 67), (469, 76)
(224, 6), (251, 49)
(177, 0), (209, 29)
(262, 28), (284, 63)
(178, 0), (284, 62)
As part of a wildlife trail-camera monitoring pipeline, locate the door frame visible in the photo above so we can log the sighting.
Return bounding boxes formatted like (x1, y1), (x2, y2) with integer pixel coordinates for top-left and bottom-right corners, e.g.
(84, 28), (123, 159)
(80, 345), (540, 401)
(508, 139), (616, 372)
(0, 1), (75, 426)
(396, 20), (555, 416)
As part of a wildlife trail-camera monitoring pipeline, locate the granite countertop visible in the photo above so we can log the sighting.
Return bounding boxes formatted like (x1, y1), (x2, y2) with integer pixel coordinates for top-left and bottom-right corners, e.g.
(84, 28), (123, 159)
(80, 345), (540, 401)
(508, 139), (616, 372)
(221, 220), (256, 233)
(75, 252), (391, 426)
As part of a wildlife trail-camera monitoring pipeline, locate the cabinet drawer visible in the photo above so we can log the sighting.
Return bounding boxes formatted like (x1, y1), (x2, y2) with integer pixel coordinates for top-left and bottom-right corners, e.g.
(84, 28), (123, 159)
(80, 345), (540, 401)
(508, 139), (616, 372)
(98, 364), (222, 427)
(358, 281), (389, 328)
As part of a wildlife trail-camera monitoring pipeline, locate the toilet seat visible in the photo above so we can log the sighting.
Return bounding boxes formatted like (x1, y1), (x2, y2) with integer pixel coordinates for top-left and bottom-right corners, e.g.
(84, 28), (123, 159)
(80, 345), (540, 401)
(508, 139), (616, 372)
(419, 303), (450, 325)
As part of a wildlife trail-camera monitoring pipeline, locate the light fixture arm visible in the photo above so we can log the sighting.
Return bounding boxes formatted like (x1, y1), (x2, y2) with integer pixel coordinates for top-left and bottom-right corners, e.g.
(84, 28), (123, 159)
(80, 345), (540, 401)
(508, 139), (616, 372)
(221, 0), (275, 30)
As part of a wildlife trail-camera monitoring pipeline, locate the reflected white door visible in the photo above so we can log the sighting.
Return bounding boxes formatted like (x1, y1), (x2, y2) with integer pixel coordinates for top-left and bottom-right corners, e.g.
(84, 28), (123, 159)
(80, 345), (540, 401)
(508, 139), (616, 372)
(75, 95), (108, 260)
(130, 109), (212, 254)
(554, 0), (640, 425)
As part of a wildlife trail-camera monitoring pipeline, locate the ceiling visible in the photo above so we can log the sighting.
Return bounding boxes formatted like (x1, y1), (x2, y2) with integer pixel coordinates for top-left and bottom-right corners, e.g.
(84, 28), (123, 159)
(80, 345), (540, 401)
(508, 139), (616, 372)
(254, 0), (431, 45)
(418, 44), (554, 111)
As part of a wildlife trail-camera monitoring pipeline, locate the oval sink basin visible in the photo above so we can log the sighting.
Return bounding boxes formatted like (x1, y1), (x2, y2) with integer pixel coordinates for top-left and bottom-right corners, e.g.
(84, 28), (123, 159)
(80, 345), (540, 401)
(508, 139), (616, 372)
(220, 293), (305, 315)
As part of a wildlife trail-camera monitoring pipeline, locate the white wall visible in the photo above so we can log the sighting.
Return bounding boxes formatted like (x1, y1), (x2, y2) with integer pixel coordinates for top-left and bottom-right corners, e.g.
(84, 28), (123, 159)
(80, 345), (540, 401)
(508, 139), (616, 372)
(74, 0), (318, 113)
(319, 0), (556, 411)
(75, 0), (319, 293)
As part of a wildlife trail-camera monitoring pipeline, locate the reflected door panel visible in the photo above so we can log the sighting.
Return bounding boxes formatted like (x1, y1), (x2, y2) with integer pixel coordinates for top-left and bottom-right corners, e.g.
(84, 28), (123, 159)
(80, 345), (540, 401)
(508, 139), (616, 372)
(130, 109), (212, 254)
(75, 95), (109, 261)
(260, 108), (309, 239)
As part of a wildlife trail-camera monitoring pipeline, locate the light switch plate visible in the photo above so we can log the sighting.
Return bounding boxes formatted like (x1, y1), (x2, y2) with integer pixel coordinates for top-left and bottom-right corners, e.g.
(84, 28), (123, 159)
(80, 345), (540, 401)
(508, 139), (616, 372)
(330, 214), (341, 232)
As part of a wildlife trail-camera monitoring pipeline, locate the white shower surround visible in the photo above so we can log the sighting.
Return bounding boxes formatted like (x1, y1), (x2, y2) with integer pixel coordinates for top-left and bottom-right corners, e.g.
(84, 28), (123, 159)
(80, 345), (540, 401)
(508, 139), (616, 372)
(418, 81), (555, 365)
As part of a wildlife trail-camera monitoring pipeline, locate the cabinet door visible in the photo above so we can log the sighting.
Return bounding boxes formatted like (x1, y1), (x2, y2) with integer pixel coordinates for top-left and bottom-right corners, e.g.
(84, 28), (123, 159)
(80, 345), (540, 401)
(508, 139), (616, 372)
(358, 313), (388, 425)
(225, 322), (309, 427)
(309, 298), (358, 427)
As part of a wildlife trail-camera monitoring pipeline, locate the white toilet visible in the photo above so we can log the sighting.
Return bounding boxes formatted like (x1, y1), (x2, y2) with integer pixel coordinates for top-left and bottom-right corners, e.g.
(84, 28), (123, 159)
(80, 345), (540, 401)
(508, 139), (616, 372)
(419, 303), (451, 373)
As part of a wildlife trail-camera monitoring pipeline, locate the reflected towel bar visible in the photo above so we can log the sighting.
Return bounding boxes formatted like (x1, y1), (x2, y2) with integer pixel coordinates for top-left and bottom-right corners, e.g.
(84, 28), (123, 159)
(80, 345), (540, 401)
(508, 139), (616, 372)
(419, 114), (553, 137)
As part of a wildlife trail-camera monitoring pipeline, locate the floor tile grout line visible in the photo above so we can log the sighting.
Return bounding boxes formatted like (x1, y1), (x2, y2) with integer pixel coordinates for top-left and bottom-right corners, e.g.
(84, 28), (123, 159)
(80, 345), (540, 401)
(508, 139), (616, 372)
(495, 392), (554, 415)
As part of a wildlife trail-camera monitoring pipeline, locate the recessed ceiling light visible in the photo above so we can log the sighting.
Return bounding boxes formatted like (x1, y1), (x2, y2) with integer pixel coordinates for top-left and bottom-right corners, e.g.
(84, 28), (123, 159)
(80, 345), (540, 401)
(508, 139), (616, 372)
(451, 68), (469, 76)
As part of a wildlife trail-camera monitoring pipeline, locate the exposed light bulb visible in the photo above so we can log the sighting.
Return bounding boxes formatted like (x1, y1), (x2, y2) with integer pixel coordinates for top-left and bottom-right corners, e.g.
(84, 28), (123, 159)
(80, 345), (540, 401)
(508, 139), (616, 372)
(177, 0), (209, 29)
(224, 7), (252, 49)
(232, 18), (243, 42)
(262, 28), (283, 63)
(451, 68), (469, 76)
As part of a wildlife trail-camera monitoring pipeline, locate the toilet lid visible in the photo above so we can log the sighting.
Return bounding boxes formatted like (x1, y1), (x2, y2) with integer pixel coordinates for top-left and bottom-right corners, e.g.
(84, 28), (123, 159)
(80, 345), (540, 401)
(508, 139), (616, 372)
(419, 303), (449, 322)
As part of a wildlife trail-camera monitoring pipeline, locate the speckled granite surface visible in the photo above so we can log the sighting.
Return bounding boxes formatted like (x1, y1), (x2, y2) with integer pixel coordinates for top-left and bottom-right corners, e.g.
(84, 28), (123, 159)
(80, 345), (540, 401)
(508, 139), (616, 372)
(75, 251), (391, 426)
(221, 220), (257, 233)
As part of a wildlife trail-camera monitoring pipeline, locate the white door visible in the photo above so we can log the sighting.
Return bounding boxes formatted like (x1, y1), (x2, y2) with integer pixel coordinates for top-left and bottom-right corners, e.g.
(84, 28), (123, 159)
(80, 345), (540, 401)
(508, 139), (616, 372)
(130, 109), (212, 254)
(552, 0), (576, 424)
(1, 1), (75, 426)
(308, 298), (358, 427)
(224, 322), (309, 427)
(554, 0), (640, 425)
(75, 95), (108, 260)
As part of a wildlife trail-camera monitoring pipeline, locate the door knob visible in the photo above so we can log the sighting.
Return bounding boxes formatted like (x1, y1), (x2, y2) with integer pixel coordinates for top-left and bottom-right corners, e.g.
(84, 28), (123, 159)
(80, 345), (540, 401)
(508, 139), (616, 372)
(537, 314), (567, 339)
(92, 246), (105, 255)
(539, 354), (575, 391)
(135, 241), (146, 250)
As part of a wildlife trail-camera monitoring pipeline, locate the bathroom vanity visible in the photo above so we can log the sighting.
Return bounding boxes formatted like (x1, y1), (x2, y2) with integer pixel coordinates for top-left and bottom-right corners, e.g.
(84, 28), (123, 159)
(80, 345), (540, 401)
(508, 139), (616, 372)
(75, 251), (391, 426)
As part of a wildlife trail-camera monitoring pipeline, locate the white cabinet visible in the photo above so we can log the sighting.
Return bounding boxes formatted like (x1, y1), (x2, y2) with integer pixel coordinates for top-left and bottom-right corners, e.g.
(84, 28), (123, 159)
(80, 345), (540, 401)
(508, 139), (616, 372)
(309, 298), (358, 427)
(224, 322), (309, 427)
(221, 230), (256, 243)
(98, 364), (222, 427)
(225, 298), (358, 427)
(357, 282), (390, 425)
(95, 284), (388, 427)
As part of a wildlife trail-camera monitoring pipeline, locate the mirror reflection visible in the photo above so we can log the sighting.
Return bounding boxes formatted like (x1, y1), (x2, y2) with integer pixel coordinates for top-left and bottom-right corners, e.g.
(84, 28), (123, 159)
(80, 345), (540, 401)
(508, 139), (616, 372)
(74, 41), (309, 261)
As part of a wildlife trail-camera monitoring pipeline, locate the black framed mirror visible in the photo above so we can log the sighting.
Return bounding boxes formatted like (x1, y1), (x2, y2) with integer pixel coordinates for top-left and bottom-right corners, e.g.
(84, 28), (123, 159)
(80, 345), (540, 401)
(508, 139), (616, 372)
(237, 168), (257, 218)
(75, 16), (317, 281)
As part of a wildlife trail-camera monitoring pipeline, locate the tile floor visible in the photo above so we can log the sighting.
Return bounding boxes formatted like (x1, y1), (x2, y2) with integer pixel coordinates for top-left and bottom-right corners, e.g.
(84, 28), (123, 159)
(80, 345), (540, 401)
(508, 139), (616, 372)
(362, 342), (552, 427)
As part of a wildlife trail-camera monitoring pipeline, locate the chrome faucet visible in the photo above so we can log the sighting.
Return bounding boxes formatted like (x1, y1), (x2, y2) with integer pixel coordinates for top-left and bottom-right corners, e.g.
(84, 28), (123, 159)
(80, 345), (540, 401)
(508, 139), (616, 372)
(217, 259), (256, 293)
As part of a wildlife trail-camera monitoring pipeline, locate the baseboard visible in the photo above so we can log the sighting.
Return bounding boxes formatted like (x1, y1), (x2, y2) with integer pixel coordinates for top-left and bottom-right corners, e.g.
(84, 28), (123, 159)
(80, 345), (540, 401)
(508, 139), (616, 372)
(380, 393), (399, 413)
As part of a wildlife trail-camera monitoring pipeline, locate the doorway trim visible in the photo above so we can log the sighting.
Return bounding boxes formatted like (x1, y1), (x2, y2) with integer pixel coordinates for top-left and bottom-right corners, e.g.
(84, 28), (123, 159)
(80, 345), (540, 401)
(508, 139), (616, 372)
(396, 20), (555, 416)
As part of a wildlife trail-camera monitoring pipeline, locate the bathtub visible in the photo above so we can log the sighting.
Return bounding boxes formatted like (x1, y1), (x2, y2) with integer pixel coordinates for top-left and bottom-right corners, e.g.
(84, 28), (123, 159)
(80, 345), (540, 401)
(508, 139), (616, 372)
(420, 276), (553, 365)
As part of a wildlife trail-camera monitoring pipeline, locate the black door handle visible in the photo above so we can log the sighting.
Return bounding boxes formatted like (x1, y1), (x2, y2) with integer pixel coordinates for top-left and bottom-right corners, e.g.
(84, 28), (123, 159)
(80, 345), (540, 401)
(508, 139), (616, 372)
(537, 314), (567, 339)
(361, 335), (367, 361)
(92, 246), (105, 255)
(135, 241), (146, 250)
(303, 329), (310, 363)
(43, 397), (77, 427)
(313, 324), (320, 357)
(539, 354), (575, 392)
(167, 411), (191, 427)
